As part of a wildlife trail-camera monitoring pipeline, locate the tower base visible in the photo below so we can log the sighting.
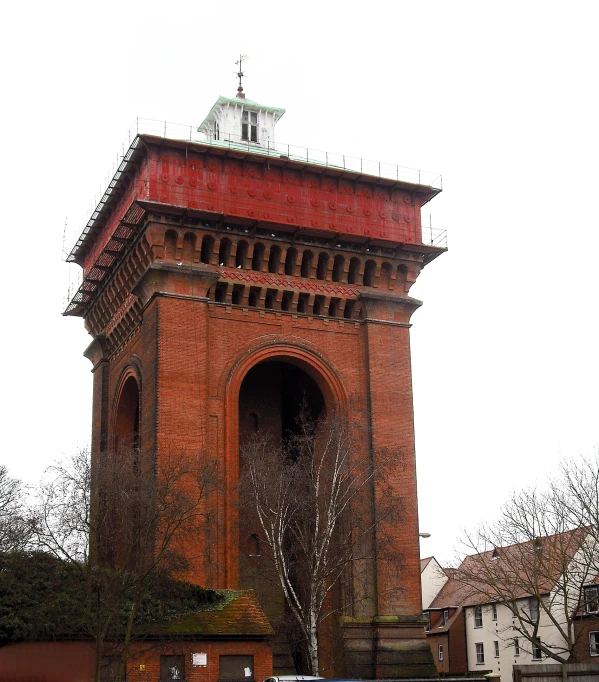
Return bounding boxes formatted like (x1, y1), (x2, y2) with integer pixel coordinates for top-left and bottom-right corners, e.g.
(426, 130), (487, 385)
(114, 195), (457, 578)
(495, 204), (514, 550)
(341, 617), (436, 679)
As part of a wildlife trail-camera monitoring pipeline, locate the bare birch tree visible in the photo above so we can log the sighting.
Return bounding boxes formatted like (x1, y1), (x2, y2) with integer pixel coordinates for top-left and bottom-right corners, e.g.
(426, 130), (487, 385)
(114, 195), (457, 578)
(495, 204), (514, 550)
(240, 410), (401, 675)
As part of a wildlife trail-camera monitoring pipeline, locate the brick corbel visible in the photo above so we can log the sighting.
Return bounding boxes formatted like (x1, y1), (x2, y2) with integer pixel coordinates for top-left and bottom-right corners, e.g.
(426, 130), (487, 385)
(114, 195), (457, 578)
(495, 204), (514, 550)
(358, 290), (422, 324)
(132, 262), (220, 307)
(83, 334), (109, 370)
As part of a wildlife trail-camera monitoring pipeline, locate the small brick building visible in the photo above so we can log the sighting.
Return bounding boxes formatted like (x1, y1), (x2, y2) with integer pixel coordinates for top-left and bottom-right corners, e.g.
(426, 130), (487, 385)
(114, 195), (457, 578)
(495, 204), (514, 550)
(65, 89), (444, 677)
(0, 591), (273, 682)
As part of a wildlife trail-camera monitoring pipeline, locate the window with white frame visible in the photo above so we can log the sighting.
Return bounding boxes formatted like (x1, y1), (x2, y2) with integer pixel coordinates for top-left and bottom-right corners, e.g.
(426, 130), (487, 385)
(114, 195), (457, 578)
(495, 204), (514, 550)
(590, 631), (599, 657)
(438, 644), (444, 662)
(532, 638), (542, 660)
(529, 597), (539, 622)
(474, 605), (483, 628)
(441, 609), (449, 626)
(242, 110), (258, 142)
(585, 586), (599, 614)
(514, 638), (520, 656)
(492, 603), (497, 620)
(475, 642), (485, 665)
(494, 641), (499, 658)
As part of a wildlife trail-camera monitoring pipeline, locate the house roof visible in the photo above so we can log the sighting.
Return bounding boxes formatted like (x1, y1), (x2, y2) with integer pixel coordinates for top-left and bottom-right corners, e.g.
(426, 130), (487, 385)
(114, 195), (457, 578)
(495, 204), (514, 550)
(420, 557), (433, 571)
(446, 527), (590, 607)
(140, 590), (274, 638)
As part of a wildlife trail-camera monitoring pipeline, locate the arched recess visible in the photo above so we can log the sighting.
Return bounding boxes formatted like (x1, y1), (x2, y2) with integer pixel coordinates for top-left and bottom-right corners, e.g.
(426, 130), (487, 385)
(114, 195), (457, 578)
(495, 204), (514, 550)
(113, 369), (141, 454)
(222, 342), (347, 587)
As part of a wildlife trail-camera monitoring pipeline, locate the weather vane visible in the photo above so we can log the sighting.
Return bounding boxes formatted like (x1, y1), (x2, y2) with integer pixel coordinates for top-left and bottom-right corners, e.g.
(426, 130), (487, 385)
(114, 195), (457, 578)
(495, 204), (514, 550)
(235, 54), (248, 95)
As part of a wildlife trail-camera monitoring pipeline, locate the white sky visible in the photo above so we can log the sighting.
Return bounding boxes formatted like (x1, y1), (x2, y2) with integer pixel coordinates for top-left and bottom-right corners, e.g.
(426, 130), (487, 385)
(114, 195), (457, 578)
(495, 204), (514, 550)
(1, 1), (597, 567)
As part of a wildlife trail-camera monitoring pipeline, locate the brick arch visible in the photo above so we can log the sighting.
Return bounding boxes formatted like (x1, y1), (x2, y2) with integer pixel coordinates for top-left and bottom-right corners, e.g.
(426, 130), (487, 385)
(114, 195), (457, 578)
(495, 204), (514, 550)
(221, 341), (348, 586)
(111, 362), (142, 453)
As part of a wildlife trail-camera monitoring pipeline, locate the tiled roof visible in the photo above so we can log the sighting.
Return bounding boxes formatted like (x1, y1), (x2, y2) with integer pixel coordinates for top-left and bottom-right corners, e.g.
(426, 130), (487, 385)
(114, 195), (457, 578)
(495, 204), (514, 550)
(446, 528), (590, 607)
(429, 573), (474, 609)
(139, 590), (274, 638)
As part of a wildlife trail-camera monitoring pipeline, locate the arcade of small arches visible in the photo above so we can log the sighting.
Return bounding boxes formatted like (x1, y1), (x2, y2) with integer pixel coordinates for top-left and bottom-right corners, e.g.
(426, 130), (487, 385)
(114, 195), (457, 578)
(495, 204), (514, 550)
(161, 229), (413, 291)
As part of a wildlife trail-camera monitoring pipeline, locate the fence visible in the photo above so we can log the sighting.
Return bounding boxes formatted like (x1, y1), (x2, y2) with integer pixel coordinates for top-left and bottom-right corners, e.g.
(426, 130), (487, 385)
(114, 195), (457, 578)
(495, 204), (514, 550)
(513, 663), (599, 682)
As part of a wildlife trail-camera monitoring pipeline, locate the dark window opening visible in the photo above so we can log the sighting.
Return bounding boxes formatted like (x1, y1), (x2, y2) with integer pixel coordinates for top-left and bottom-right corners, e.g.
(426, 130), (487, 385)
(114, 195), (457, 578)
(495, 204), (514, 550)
(316, 252), (329, 280)
(268, 246), (281, 274)
(300, 251), (313, 278)
(218, 238), (232, 267)
(251, 243), (265, 271)
(348, 257), (360, 284)
(200, 235), (214, 265)
(248, 533), (260, 556)
(343, 300), (355, 319)
(281, 291), (293, 312)
(265, 289), (276, 310)
(313, 295), (325, 316)
(585, 586), (599, 613)
(214, 282), (228, 303)
(297, 293), (309, 313)
(328, 298), (339, 317)
(332, 255), (344, 282)
(235, 240), (248, 269)
(161, 655), (185, 681)
(219, 655), (254, 681)
(380, 262), (392, 288)
(248, 287), (260, 308)
(232, 285), (244, 305)
(182, 233), (195, 263)
(285, 248), (297, 276)
(363, 259), (376, 287)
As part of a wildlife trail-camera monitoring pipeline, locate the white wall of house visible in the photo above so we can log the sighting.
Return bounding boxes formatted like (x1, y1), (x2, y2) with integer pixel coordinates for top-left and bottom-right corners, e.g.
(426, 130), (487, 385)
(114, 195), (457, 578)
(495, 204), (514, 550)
(421, 558), (448, 609)
(464, 598), (569, 682)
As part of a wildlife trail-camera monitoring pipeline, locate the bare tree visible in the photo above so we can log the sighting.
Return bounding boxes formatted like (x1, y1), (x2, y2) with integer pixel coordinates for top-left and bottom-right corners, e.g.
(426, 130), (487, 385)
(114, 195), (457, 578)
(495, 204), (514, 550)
(240, 410), (401, 675)
(32, 447), (220, 682)
(455, 480), (597, 663)
(0, 464), (31, 551)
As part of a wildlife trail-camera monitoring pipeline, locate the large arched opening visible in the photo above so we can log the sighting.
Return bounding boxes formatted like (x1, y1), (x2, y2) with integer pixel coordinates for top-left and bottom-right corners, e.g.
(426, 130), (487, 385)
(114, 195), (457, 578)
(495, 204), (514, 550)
(236, 357), (332, 671)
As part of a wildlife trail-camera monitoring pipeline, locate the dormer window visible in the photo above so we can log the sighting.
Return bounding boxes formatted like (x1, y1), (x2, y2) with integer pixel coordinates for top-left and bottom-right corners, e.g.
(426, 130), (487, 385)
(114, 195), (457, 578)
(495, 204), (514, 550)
(242, 110), (258, 142)
(441, 609), (449, 626)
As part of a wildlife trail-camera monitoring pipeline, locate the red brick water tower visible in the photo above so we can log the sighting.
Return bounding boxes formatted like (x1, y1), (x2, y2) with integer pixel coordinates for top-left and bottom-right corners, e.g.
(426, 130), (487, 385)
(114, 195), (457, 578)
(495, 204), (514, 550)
(66, 89), (445, 678)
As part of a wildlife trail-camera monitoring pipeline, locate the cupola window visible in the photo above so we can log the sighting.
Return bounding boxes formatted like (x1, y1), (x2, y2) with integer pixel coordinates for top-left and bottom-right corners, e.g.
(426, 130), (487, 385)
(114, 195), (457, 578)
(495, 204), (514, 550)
(242, 110), (258, 142)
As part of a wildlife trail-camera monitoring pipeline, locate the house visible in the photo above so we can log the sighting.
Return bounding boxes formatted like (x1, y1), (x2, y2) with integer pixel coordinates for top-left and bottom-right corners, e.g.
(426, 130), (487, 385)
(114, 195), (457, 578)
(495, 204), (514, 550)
(423, 529), (599, 681)
(423, 567), (469, 675)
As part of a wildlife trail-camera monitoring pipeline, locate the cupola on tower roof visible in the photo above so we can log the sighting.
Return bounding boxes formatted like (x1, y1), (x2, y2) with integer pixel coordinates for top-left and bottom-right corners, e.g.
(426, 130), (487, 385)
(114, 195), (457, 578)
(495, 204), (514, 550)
(198, 93), (285, 147)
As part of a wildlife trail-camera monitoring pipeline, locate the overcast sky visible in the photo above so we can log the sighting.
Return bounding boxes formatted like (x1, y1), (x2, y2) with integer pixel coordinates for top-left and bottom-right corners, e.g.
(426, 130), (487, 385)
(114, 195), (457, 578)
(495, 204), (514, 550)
(1, 1), (597, 566)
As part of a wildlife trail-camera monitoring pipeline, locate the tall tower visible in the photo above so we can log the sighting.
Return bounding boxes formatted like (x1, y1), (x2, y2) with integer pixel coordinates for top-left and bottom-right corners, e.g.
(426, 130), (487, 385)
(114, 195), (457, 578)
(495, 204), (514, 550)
(66, 89), (445, 678)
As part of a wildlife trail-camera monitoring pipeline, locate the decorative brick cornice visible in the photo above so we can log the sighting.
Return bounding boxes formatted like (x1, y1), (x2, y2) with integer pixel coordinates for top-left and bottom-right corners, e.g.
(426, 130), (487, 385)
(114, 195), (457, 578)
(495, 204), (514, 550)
(220, 269), (360, 297)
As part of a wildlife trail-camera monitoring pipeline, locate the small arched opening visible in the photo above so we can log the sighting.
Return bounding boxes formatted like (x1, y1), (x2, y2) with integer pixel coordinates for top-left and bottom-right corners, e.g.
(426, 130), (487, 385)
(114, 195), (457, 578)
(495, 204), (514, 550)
(348, 257), (361, 284)
(218, 238), (232, 267)
(316, 253), (329, 281)
(332, 255), (344, 282)
(200, 234), (215, 265)
(300, 250), (313, 278)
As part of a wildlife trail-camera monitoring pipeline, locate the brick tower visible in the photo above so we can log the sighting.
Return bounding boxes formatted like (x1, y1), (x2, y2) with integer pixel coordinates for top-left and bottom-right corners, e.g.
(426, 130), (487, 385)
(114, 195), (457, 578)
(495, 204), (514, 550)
(66, 89), (445, 678)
